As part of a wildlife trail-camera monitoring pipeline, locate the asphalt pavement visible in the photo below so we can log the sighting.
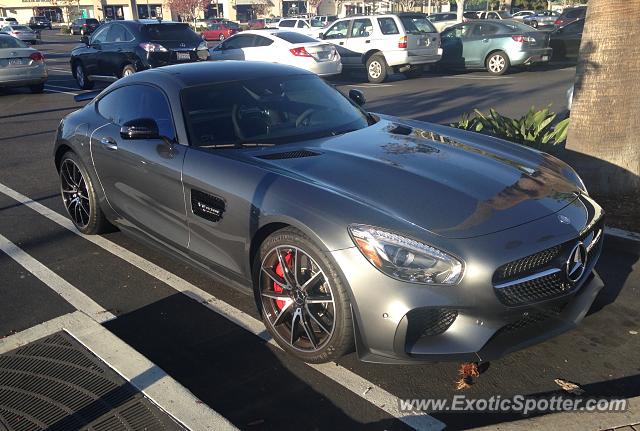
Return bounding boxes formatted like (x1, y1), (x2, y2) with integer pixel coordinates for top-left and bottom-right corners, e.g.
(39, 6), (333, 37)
(0, 30), (638, 431)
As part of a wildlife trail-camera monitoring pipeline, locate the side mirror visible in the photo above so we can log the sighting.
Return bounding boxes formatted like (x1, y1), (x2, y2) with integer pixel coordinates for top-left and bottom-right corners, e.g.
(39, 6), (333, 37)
(81, 35), (89, 45)
(318, 32), (324, 39)
(120, 118), (160, 140)
(348, 89), (366, 106)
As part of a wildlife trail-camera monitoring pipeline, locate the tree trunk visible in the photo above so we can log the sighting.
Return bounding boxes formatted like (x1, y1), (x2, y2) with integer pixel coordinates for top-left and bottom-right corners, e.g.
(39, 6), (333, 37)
(564, 0), (640, 195)
(456, 0), (464, 22)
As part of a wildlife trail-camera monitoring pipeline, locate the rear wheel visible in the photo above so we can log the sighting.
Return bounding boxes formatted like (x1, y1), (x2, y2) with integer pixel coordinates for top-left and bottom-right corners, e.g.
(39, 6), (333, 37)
(486, 51), (510, 75)
(531, 20), (538, 28)
(366, 54), (388, 83)
(254, 227), (353, 363)
(74, 62), (94, 90)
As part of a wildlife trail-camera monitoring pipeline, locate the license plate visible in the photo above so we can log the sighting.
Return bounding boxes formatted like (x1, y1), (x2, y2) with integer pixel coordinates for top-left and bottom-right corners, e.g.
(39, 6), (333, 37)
(176, 52), (190, 61)
(542, 55), (549, 61)
(8, 58), (26, 66)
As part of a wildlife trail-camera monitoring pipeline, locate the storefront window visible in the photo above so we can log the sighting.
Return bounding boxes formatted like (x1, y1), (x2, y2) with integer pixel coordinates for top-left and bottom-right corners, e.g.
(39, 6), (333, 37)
(137, 4), (162, 19)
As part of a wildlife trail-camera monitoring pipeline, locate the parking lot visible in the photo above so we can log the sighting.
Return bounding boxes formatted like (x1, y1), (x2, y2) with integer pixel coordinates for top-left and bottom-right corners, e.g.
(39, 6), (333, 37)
(0, 30), (639, 431)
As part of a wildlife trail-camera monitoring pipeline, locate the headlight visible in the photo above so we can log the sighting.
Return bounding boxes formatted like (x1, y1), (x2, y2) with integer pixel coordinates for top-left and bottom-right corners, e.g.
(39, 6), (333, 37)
(348, 225), (463, 285)
(197, 41), (208, 51)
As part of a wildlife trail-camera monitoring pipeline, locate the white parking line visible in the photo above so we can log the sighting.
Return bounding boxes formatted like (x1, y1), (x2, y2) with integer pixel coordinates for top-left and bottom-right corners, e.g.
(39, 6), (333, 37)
(0, 233), (114, 323)
(47, 67), (73, 74)
(0, 311), (237, 431)
(0, 181), (446, 431)
(441, 75), (513, 80)
(44, 88), (79, 96)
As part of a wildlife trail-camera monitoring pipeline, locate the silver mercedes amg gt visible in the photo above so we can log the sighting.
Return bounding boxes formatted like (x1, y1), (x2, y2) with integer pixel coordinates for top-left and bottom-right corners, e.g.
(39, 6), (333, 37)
(53, 62), (604, 364)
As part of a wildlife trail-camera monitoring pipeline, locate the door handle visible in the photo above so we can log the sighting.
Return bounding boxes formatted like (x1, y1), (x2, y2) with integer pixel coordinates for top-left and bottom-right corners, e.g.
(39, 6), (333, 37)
(339, 41), (344, 45)
(482, 38), (490, 43)
(100, 137), (118, 150)
(365, 40), (370, 43)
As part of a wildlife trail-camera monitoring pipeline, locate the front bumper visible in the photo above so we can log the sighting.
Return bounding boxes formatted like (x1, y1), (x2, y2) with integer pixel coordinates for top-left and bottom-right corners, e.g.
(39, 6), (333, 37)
(332, 193), (605, 364)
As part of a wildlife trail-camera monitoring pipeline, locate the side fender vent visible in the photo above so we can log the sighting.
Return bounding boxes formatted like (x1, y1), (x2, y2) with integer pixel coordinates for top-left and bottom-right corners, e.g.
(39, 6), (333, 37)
(191, 189), (225, 223)
(257, 150), (320, 160)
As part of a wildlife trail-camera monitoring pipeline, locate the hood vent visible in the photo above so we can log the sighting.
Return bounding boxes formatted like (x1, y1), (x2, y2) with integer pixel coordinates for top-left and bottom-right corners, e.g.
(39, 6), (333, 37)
(258, 150), (320, 160)
(389, 125), (413, 136)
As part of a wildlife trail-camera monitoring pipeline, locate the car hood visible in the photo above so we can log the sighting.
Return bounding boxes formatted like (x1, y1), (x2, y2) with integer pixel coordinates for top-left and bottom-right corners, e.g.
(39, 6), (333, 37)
(254, 118), (582, 239)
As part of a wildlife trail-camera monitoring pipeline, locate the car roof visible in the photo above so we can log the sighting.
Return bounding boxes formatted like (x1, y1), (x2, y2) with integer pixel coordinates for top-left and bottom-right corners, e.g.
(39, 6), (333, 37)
(143, 61), (314, 87)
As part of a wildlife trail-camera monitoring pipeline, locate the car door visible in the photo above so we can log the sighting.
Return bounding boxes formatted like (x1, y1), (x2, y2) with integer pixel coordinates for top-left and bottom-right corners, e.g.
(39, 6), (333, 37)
(343, 18), (373, 66)
(99, 23), (133, 77)
(439, 25), (467, 67)
(563, 20), (584, 58)
(464, 22), (499, 66)
(212, 34), (256, 60)
(322, 19), (351, 64)
(81, 24), (110, 77)
(90, 83), (189, 249)
(246, 34), (274, 61)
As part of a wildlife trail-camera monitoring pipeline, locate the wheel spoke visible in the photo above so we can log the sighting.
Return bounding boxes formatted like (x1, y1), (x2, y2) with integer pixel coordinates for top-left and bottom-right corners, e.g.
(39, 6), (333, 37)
(305, 304), (331, 335)
(300, 270), (322, 292)
(261, 266), (290, 290)
(300, 311), (318, 348)
(290, 308), (302, 346)
(261, 291), (290, 300)
(273, 300), (293, 326)
(306, 294), (333, 304)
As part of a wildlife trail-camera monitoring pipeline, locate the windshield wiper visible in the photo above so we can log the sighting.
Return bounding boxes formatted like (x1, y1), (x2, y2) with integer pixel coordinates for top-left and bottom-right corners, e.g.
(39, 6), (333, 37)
(200, 141), (276, 149)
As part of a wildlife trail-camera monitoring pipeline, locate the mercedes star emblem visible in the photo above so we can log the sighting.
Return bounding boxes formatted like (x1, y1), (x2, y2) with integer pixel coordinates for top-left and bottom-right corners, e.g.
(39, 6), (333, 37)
(558, 214), (571, 224)
(566, 242), (587, 283)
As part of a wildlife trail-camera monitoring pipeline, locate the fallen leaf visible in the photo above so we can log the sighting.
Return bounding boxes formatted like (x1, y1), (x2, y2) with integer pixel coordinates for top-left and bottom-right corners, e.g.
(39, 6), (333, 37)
(629, 330), (638, 335)
(554, 378), (585, 395)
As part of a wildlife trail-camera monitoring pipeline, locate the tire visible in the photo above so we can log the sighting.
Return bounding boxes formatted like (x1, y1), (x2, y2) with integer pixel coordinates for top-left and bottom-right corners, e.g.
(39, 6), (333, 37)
(29, 83), (45, 93)
(58, 151), (110, 234)
(486, 51), (510, 76)
(219, 33), (225, 41)
(121, 64), (136, 78)
(366, 54), (388, 83)
(74, 62), (94, 90)
(531, 20), (538, 28)
(254, 227), (354, 363)
(80, 28), (85, 36)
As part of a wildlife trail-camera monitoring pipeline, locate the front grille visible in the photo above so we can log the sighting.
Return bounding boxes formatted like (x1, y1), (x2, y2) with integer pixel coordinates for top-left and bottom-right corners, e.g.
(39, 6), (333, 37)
(498, 302), (567, 335)
(492, 215), (604, 307)
(495, 271), (569, 306)
(405, 308), (457, 346)
(494, 245), (561, 283)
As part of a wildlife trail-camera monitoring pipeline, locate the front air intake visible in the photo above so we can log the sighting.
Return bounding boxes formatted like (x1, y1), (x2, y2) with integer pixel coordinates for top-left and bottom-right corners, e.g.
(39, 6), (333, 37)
(257, 150), (320, 160)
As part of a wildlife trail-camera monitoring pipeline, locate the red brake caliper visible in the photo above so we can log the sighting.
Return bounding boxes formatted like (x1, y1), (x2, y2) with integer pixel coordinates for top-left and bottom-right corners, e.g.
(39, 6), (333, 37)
(273, 252), (293, 310)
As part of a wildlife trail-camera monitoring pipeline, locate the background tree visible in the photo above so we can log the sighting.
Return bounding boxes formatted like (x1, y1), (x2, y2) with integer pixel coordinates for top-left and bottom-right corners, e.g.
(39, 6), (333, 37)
(564, 0), (640, 195)
(166, 0), (210, 23)
(455, 0), (465, 21)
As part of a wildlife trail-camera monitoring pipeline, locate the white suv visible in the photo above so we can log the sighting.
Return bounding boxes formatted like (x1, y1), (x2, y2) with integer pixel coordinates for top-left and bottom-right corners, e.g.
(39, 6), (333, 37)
(319, 13), (442, 83)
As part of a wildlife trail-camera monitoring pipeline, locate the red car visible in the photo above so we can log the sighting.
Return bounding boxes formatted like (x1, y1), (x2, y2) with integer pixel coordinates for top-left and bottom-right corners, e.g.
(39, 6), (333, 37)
(201, 21), (240, 41)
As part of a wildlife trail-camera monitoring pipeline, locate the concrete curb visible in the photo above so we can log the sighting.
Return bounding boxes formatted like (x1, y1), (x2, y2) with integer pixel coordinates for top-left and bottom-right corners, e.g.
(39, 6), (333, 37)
(605, 226), (640, 256)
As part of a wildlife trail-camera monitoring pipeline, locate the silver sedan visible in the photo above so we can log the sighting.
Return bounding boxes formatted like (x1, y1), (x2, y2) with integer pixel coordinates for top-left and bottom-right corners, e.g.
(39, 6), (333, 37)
(0, 34), (48, 92)
(1, 25), (38, 44)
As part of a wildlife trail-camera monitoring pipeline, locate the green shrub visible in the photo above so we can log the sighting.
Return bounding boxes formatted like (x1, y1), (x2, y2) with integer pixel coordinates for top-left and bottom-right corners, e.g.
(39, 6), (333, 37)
(451, 107), (570, 149)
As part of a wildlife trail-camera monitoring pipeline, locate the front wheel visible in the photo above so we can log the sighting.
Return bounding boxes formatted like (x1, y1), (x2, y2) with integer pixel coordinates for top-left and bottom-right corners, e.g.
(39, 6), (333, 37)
(486, 51), (510, 76)
(121, 64), (136, 78)
(366, 54), (388, 83)
(59, 151), (110, 234)
(74, 62), (94, 90)
(254, 227), (354, 363)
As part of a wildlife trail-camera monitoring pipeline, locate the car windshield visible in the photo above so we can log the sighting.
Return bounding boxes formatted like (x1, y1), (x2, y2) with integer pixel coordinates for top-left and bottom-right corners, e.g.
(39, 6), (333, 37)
(142, 23), (200, 42)
(274, 31), (318, 43)
(225, 21), (240, 29)
(181, 74), (370, 148)
(399, 15), (437, 33)
(496, 11), (512, 18)
(12, 26), (32, 31)
(310, 19), (325, 27)
(503, 21), (537, 32)
(86, 18), (99, 24)
(0, 35), (27, 48)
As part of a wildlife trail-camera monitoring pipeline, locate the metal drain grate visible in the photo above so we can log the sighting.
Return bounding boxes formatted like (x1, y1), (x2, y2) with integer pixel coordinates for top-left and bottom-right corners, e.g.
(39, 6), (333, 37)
(0, 331), (184, 431)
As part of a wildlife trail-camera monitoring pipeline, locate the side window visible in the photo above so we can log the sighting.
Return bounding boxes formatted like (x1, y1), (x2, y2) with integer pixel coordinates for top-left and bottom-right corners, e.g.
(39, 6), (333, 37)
(377, 17), (399, 35)
(296, 20), (309, 28)
(324, 20), (349, 39)
(563, 20), (584, 34)
(224, 34), (255, 49)
(473, 23), (500, 37)
(90, 25), (110, 44)
(97, 85), (175, 138)
(209, 23), (219, 30)
(279, 19), (295, 28)
(349, 18), (372, 38)
(253, 35), (273, 47)
(442, 26), (467, 39)
(106, 24), (128, 42)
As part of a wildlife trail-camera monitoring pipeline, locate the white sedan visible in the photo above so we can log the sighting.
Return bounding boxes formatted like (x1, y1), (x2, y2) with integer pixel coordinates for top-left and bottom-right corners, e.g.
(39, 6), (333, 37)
(209, 30), (342, 77)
